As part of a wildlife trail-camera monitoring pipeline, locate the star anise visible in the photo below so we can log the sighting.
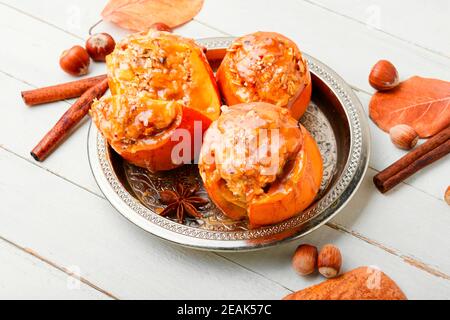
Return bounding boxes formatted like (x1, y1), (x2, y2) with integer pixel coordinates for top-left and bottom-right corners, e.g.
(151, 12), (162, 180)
(158, 183), (209, 223)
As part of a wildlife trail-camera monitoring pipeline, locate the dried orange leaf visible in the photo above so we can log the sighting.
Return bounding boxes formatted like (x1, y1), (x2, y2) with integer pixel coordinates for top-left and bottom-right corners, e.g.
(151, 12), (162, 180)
(369, 76), (450, 138)
(102, 0), (204, 32)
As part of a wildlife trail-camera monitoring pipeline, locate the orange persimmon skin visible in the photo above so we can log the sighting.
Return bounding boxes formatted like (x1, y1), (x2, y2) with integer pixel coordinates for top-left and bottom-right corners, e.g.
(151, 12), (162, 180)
(217, 32), (312, 120)
(287, 80), (312, 121)
(115, 107), (212, 171)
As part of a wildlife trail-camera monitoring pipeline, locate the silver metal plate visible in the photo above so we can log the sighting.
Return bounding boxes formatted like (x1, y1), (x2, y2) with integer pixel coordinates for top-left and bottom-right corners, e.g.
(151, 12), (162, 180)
(87, 37), (370, 251)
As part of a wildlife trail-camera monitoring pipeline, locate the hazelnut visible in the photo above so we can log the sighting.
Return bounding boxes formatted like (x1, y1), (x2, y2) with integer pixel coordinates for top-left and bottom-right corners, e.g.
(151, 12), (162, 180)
(389, 124), (419, 150)
(292, 244), (318, 276)
(149, 22), (172, 32)
(59, 45), (90, 76)
(318, 244), (342, 278)
(86, 33), (116, 62)
(445, 186), (450, 206)
(369, 60), (399, 91)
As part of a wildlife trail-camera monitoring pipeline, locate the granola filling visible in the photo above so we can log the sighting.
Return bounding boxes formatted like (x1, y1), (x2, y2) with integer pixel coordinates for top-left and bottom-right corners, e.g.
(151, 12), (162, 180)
(203, 103), (303, 203)
(108, 30), (193, 103)
(91, 94), (181, 148)
(226, 33), (308, 107)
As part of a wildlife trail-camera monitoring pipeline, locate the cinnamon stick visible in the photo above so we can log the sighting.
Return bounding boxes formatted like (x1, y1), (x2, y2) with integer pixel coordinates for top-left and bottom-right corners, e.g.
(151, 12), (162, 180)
(21, 74), (107, 106)
(374, 126), (450, 193)
(30, 78), (109, 162)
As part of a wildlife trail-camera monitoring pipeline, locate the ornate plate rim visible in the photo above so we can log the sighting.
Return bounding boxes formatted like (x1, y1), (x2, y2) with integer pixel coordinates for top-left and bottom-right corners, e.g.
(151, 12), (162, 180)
(87, 36), (370, 251)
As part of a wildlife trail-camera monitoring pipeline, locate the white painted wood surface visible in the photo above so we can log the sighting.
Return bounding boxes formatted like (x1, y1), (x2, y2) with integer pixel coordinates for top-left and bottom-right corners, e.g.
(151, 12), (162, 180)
(0, 0), (449, 299)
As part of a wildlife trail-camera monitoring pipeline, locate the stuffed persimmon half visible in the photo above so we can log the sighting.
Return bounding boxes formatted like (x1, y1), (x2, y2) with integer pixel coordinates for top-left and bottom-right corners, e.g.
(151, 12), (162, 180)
(217, 32), (312, 120)
(90, 30), (221, 171)
(199, 102), (323, 226)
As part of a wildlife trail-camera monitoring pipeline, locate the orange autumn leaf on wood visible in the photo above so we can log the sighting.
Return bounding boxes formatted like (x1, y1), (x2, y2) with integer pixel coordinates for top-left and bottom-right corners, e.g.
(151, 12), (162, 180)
(101, 0), (204, 31)
(369, 76), (450, 138)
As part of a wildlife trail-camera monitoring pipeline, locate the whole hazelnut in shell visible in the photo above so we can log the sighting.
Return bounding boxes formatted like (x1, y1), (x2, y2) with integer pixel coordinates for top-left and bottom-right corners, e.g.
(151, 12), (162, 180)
(59, 45), (90, 76)
(389, 124), (419, 150)
(318, 244), (342, 278)
(85, 33), (116, 62)
(292, 244), (318, 276)
(369, 60), (399, 91)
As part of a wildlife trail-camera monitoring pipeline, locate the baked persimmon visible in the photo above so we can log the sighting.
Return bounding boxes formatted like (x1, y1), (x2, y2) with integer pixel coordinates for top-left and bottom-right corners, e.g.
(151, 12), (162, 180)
(217, 32), (312, 120)
(90, 30), (221, 171)
(199, 102), (323, 226)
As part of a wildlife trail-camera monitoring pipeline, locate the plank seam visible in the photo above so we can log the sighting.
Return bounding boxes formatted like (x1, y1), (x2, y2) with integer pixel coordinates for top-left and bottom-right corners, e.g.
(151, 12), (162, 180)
(0, 234), (119, 299)
(368, 165), (445, 202)
(214, 253), (294, 293)
(297, 0), (450, 60)
(193, 19), (233, 37)
(0, 145), (104, 199)
(326, 222), (450, 281)
(0, 1), (84, 41)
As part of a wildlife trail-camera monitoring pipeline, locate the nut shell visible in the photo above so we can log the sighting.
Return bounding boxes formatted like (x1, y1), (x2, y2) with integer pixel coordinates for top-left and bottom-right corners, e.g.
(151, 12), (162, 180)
(59, 45), (90, 76)
(389, 124), (419, 150)
(292, 244), (318, 276)
(86, 33), (116, 62)
(318, 244), (342, 278)
(369, 60), (399, 91)
(445, 186), (450, 206)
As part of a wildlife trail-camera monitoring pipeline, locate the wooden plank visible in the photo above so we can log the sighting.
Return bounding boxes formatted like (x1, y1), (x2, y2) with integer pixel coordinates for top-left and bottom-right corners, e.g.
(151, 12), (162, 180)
(195, 0), (450, 95)
(1, 0), (449, 299)
(0, 0), (104, 39)
(0, 3), (105, 89)
(298, 0), (450, 57)
(0, 238), (110, 299)
(331, 168), (450, 276)
(2, 146), (450, 299)
(0, 148), (290, 299)
(222, 224), (450, 300)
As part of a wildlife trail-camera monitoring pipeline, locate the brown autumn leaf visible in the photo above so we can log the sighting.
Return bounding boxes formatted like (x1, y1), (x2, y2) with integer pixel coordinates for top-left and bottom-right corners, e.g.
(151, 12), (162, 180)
(369, 76), (450, 138)
(101, 0), (204, 32)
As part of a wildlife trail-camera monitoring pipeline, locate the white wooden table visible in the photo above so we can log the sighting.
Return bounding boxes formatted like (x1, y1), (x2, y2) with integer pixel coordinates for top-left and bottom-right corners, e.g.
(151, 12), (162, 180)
(0, 0), (449, 300)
